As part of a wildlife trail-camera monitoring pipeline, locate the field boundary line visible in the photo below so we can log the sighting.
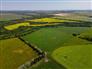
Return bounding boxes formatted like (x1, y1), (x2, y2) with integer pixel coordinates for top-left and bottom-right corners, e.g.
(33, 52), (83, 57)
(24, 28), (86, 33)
(18, 37), (45, 69)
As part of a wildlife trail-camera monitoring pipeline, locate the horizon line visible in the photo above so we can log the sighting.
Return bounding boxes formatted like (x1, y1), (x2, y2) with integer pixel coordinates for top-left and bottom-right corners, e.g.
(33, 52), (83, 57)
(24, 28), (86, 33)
(1, 9), (92, 11)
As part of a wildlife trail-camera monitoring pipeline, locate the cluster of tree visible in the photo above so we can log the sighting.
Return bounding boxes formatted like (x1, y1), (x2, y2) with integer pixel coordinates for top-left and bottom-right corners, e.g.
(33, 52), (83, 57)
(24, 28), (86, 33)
(0, 26), (32, 40)
(63, 22), (92, 27)
(72, 33), (80, 36)
(0, 25), (43, 40)
(78, 36), (92, 42)
(28, 21), (92, 28)
(28, 21), (48, 24)
(0, 21), (11, 26)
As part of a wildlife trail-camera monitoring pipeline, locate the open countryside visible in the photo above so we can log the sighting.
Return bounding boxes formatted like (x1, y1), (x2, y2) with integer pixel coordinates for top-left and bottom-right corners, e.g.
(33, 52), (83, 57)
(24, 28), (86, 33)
(0, 10), (92, 69)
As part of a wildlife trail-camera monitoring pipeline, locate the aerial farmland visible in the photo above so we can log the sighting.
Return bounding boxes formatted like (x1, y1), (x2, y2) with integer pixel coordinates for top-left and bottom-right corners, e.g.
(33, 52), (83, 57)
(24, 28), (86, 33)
(0, 10), (92, 69)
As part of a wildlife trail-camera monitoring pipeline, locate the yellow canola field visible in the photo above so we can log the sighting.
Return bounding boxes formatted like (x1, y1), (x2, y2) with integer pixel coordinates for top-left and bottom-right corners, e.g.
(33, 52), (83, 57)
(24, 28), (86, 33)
(28, 18), (66, 23)
(4, 22), (31, 30)
(4, 22), (60, 30)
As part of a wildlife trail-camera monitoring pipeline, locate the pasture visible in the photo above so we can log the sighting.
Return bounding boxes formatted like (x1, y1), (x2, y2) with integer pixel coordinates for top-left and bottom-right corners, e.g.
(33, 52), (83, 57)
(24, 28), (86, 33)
(52, 45), (92, 69)
(0, 38), (37, 69)
(22, 27), (89, 54)
(78, 28), (92, 38)
(22, 27), (90, 69)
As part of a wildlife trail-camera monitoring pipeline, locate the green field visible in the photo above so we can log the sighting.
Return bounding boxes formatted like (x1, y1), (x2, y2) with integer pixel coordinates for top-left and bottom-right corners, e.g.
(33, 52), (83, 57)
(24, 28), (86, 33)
(52, 45), (92, 69)
(22, 27), (90, 69)
(23, 27), (72, 54)
(23, 27), (89, 54)
(78, 28), (92, 38)
(62, 36), (92, 46)
(31, 59), (66, 69)
(0, 38), (37, 69)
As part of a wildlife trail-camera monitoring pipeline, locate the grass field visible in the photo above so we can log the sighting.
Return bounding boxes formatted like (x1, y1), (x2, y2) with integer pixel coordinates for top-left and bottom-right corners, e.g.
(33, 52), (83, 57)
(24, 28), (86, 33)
(52, 45), (92, 69)
(22, 27), (90, 69)
(62, 36), (92, 46)
(31, 59), (66, 69)
(23, 27), (89, 54)
(78, 28), (92, 38)
(0, 38), (37, 69)
(22, 27), (74, 54)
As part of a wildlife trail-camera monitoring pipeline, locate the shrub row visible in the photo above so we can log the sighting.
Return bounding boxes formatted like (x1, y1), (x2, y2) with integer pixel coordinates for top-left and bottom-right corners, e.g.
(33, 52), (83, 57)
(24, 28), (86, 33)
(18, 54), (45, 69)
(78, 36), (92, 42)
(18, 37), (45, 69)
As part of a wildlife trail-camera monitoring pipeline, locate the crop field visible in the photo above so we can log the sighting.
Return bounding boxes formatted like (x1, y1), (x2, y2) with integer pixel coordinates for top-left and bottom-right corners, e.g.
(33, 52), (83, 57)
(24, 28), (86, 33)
(52, 45), (92, 69)
(4, 18), (68, 31)
(0, 38), (37, 69)
(0, 13), (30, 21)
(4, 22), (31, 30)
(28, 18), (67, 23)
(0, 11), (92, 69)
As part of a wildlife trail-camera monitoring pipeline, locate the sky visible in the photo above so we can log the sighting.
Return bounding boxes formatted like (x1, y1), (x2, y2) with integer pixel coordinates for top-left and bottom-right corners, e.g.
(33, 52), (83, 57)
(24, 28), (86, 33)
(1, 0), (91, 1)
(0, 0), (92, 10)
